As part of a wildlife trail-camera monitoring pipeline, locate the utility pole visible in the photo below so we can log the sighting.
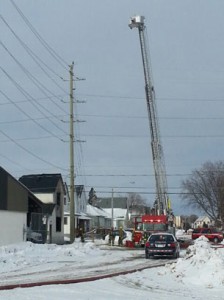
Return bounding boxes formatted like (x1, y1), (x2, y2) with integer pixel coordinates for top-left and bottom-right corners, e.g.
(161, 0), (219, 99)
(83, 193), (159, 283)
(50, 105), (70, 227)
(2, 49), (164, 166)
(70, 62), (75, 243)
(111, 188), (114, 229)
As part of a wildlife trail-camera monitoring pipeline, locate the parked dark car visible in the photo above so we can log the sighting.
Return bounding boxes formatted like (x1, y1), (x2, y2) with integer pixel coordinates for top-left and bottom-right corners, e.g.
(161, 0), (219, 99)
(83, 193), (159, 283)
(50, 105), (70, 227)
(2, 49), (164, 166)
(145, 232), (180, 259)
(27, 228), (43, 244)
(192, 228), (223, 243)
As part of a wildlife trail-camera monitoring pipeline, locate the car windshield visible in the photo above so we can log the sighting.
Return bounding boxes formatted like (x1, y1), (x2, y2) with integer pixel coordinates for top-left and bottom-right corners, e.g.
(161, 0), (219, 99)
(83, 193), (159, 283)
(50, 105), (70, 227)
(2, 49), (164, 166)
(149, 234), (174, 243)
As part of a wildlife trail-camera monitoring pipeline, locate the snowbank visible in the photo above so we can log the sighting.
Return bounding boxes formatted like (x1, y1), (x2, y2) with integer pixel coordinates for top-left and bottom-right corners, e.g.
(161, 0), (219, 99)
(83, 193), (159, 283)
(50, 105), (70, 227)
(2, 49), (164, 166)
(167, 236), (224, 288)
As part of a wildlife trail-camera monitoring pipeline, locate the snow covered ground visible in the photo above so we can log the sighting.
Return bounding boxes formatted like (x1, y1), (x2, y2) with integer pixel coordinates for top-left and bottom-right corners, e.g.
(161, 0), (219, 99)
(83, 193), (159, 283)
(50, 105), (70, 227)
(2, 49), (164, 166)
(0, 236), (224, 299)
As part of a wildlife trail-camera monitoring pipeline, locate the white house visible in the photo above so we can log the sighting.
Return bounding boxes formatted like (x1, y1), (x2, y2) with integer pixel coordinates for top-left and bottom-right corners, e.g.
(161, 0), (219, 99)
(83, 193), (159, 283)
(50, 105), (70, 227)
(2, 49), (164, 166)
(86, 204), (111, 230)
(102, 207), (128, 229)
(19, 174), (65, 244)
(193, 216), (212, 228)
(64, 185), (90, 239)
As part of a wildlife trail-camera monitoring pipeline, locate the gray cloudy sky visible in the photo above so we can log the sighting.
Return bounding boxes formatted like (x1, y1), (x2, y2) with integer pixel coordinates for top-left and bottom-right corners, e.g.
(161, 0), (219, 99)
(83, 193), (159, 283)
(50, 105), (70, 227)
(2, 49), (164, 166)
(1, 0), (224, 215)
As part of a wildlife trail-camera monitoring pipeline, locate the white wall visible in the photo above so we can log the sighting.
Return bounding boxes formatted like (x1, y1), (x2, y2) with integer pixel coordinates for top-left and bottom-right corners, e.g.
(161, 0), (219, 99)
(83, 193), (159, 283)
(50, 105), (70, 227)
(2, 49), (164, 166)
(64, 215), (70, 240)
(35, 193), (53, 203)
(0, 210), (26, 246)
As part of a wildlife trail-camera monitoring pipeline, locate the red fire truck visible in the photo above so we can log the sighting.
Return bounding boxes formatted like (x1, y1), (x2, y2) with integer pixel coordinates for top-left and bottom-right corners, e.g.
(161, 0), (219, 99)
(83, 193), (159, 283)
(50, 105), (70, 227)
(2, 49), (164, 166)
(132, 215), (169, 246)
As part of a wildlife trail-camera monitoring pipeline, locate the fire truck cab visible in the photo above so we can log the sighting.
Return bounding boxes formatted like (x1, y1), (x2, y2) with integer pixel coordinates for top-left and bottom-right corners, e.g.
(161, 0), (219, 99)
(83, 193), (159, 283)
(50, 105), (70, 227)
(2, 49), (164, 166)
(132, 215), (169, 246)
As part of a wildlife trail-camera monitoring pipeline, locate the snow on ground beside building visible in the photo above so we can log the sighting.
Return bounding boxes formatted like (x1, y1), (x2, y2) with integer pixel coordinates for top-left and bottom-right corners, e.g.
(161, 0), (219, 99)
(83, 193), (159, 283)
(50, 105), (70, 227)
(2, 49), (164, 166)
(0, 237), (224, 299)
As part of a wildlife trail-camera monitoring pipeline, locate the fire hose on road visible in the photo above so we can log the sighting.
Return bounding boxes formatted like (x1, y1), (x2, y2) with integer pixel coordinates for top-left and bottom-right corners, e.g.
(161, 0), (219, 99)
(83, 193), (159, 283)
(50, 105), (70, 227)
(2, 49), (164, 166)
(0, 258), (174, 291)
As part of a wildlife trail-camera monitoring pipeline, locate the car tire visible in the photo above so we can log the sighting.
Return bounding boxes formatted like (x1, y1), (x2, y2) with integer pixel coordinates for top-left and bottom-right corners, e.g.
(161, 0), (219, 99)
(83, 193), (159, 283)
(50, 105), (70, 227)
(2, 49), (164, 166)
(173, 251), (179, 259)
(213, 237), (219, 244)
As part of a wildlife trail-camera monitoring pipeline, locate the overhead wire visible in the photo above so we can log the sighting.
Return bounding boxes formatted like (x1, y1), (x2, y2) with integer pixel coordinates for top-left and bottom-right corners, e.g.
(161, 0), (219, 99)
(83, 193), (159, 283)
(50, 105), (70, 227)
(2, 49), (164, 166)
(76, 92), (224, 102)
(9, 0), (68, 69)
(0, 14), (68, 93)
(0, 2), (71, 175)
(0, 152), (33, 171)
(0, 89), (65, 140)
(0, 114), (67, 125)
(76, 133), (224, 139)
(78, 113), (224, 120)
(0, 125), (67, 171)
(0, 39), (68, 115)
(0, 94), (67, 106)
(0, 67), (68, 137)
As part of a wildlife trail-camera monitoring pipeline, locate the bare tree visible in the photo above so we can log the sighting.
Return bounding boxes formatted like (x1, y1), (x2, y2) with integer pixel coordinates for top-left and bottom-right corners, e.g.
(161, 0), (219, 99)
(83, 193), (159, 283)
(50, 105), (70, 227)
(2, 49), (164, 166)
(126, 193), (151, 215)
(181, 161), (224, 226)
(181, 214), (198, 230)
(127, 193), (146, 206)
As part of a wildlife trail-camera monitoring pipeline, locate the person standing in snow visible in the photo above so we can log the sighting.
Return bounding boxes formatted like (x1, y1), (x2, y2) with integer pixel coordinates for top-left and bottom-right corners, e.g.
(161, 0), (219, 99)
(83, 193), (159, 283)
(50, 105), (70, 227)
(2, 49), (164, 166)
(118, 227), (124, 246)
(79, 227), (85, 243)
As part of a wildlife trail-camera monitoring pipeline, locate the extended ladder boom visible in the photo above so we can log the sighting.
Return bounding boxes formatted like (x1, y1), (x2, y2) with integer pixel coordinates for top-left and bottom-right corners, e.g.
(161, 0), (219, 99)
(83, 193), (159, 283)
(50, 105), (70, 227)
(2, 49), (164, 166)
(129, 16), (169, 215)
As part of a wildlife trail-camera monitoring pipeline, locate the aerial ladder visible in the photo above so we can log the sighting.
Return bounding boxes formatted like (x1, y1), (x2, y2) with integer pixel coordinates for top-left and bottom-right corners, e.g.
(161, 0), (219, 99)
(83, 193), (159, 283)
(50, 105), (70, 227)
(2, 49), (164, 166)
(129, 16), (172, 220)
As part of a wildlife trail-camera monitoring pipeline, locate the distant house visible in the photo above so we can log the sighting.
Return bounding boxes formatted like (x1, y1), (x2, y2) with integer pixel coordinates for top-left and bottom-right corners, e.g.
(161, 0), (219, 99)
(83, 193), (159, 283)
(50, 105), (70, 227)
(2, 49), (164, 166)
(19, 174), (65, 244)
(0, 166), (45, 246)
(193, 216), (212, 228)
(96, 197), (128, 209)
(95, 197), (130, 229)
(64, 185), (90, 238)
(86, 204), (111, 230)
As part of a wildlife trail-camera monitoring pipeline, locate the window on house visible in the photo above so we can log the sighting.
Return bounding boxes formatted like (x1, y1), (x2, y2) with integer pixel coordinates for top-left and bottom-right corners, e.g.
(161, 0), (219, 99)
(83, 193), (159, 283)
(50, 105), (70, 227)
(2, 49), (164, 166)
(57, 192), (61, 206)
(56, 217), (61, 232)
(64, 217), (68, 225)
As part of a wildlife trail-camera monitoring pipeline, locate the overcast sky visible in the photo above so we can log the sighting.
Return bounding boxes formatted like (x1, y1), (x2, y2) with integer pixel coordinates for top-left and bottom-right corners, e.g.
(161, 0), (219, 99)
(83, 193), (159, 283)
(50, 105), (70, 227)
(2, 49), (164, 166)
(1, 0), (224, 215)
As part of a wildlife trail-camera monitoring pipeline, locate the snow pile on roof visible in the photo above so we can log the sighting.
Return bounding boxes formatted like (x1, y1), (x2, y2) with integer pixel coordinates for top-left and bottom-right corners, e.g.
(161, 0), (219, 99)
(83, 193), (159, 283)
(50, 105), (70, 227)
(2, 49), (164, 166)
(103, 208), (127, 219)
(86, 204), (110, 217)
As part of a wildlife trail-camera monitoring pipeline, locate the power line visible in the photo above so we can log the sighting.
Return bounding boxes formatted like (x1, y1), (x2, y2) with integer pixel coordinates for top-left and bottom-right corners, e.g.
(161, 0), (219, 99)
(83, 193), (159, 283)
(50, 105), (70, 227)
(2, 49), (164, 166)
(9, 0), (68, 69)
(79, 133), (224, 139)
(0, 68), (68, 137)
(0, 126), (67, 171)
(0, 114), (67, 125)
(78, 113), (224, 121)
(76, 93), (224, 102)
(0, 89), (62, 139)
(76, 173), (190, 177)
(0, 14), (68, 91)
(0, 94), (67, 106)
(0, 135), (66, 143)
(0, 39), (68, 115)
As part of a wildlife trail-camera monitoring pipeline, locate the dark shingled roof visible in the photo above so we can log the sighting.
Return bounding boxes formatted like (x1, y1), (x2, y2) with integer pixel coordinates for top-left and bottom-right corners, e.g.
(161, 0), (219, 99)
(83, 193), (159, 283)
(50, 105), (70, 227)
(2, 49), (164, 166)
(19, 174), (65, 194)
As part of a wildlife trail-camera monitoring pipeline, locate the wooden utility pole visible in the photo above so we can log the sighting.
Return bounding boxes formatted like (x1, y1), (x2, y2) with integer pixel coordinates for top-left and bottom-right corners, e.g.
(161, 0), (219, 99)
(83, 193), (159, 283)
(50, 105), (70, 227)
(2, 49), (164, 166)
(70, 62), (75, 243)
(111, 188), (114, 229)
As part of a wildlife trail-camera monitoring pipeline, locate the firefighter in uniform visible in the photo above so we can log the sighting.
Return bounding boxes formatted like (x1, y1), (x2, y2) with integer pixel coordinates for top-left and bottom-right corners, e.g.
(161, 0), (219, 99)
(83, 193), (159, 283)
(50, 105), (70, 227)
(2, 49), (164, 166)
(79, 227), (85, 243)
(143, 230), (148, 245)
(118, 226), (124, 246)
(109, 228), (115, 246)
